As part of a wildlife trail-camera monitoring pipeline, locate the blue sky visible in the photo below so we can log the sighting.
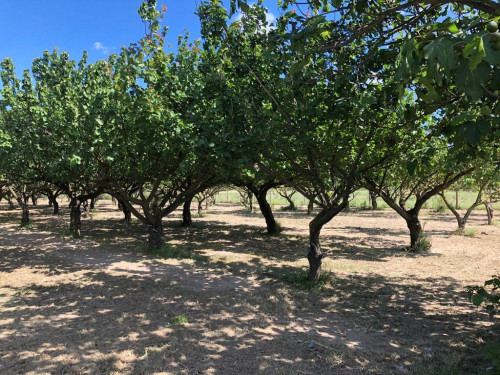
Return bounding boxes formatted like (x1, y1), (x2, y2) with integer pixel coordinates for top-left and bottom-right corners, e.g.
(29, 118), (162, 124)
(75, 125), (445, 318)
(0, 1), (281, 74)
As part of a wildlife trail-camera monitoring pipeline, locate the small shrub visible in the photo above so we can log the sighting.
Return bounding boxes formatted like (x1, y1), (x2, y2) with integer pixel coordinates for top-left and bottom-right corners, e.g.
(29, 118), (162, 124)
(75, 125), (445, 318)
(20, 223), (34, 231)
(170, 314), (188, 325)
(280, 269), (334, 292)
(433, 201), (447, 213)
(466, 275), (500, 317)
(463, 228), (477, 237)
(408, 231), (431, 253)
(268, 221), (283, 236)
(279, 204), (297, 211)
(484, 341), (500, 373)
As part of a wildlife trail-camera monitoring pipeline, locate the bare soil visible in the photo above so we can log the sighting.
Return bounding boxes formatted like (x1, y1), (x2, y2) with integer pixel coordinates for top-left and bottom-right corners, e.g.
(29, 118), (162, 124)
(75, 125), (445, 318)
(0, 200), (499, 374)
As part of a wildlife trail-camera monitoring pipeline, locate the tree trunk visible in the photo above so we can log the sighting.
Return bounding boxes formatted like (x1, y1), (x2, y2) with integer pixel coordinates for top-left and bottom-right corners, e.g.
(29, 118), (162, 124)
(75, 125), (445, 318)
(256, 191), (279, 235)
(90, 198), (95, 210)
(285, 196), (296, 210)
(48, 196), (53, 207)
(8, 198), (15, 210)
(117, 201), (131, 225)
(248, 191), (253, 213)
(406, 214), (422, 251)
(369, 191), (378, 210)
(307, 198), (314, 215)
(69, 199), (82, 237)
(198, 200), (203, 216)
(486, 203), (494, 225)
(307, 206), (345, 281)
(344, 200), (350, 212)
(457, 218), (466, 231)
(31, 194), (38, 206)
(148, 218), (164, 250)
(308, 223), (323, 281)
(21, 204), (30, 227)
(182, 197), (193, 227)
(53, 198), (59, 215)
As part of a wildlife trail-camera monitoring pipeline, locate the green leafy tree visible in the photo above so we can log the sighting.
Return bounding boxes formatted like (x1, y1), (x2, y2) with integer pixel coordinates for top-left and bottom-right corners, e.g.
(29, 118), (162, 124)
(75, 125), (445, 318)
(440, 159), (500, 231)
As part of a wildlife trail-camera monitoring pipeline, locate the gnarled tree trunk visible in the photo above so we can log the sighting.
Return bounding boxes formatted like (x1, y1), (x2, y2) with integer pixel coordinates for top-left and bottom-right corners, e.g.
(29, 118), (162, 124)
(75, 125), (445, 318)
(197, 200), (203, 216)
(148, 217), (164, 250)
(406, 214), (422, 250)
(307, 204), (346, 281)
(118, 201), (131, 225)
(21, 203), (30, 227)
(369, 191), (378, 210)
(52, 198), (59, 215)
(307, 198), (314, 215)
(486, 203), (494, 225)
(255, 190), (279, 235)
(182, 197), (193, 227)
(69, 198), (82, 237)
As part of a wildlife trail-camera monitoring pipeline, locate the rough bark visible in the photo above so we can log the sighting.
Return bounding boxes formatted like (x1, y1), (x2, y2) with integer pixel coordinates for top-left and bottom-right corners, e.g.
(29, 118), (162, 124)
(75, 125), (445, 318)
(307, 204), (346, 281)
(307, 198), (314, 215)
(117, 201), (131, 225)
(69, 199), (82, 237)
(369, 191), (378, 210)
(198, 200), (203, 216)
(255, 190), (280, 235)
(148, 218), (164, 250)
(52, 198), (59, 215)
(182, 197), (193, 227)
(486, 203), (494, 225)
(21, 204), (30, 227)
(406, 214), (422, 250)
(247, 191), (253, 213)
(285, 196), (296, 210)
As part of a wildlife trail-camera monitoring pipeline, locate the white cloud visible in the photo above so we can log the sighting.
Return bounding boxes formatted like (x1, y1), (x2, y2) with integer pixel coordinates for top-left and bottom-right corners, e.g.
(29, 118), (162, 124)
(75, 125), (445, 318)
(231, 11), (276, 33)
(93, 41), (114, 55)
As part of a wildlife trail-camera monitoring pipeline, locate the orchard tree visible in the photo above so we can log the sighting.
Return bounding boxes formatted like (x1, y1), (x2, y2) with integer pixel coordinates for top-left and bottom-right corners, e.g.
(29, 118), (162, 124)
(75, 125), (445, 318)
(273, 0), (500, 152)
(365, 135), (474, 250)
(93, 1), (249, 250)
(440, 159), (500, 231)
(217, 1), (426, 280)
(0, 62), (45, 227)
(26, 50), (109, 236)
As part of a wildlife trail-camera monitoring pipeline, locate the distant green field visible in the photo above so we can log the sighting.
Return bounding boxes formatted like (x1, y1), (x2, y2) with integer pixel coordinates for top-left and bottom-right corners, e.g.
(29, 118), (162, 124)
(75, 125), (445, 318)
(214, 188), (500, 210)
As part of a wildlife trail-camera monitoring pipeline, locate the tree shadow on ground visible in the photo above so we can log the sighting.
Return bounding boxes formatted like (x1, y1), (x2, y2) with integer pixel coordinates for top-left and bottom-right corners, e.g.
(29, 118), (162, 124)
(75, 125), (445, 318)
(0, 243), (497, 375)
(1, 202), (499, 374)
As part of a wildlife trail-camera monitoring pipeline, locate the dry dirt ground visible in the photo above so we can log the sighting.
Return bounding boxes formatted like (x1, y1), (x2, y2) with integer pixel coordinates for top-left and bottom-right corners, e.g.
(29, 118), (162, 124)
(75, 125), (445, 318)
(0, 200), (499, 375)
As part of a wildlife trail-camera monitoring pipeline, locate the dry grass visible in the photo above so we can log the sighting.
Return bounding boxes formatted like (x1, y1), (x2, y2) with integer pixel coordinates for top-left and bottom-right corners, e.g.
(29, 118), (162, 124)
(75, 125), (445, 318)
(0, 199), (499, 374)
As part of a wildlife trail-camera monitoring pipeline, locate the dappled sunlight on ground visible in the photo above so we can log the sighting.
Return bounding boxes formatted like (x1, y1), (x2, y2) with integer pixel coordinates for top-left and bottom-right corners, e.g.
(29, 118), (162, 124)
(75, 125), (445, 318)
(0, 200), (499, 374)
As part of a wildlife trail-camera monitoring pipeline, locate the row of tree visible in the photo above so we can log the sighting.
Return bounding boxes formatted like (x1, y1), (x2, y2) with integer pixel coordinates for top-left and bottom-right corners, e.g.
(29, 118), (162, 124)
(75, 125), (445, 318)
(0, 0), (499, 280)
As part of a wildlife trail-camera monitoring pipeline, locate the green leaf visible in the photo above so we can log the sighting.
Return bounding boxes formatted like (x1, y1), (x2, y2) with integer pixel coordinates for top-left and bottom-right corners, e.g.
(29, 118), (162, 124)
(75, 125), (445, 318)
(463, 36), (486, 70)
(471, 293), (483, 306)
(407, 159), (418, 176)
